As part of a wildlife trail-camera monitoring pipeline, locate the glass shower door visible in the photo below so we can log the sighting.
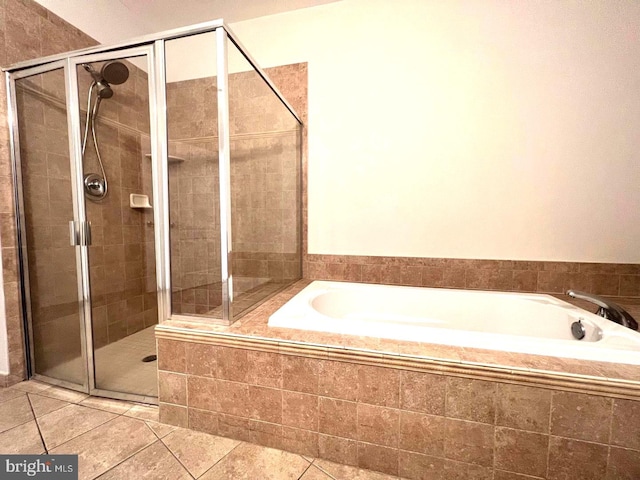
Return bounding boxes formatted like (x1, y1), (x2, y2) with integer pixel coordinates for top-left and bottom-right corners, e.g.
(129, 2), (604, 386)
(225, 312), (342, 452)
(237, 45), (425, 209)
(10, 63), (88, 390)
(69, 47), (159, 400)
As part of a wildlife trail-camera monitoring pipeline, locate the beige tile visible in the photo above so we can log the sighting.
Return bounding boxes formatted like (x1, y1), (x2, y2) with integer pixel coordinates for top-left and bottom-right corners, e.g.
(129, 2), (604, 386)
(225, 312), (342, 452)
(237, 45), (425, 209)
(357, 442), (398, 476)
(357, 403), (399, 447)
(319, 360), (358, 401)
(12, 380), (52, 394)
(145, 420), (177, 439)
(0, 395), (34, 433)
(399, 410), (445, 456)
(38, 385), (89, 404)
(318, 434), (358, 467)
(611, 398), (640, 451)
(28, 393), (70, 417)
(0, 420), (45, 454)
(79, 396), (132, 415)
(444, 419), (495, 467)
(187, 375), (217, 410)
(248, 385), (282, 423)
(157, 339), (186, 373)
(37, 404), (117, 450)
(124, 404), (159, 422)
(358, 365), (399, 408)
(398, 450), (445, 480)
(0, 386), (27, 404)
(283, 391), (318, 430)
(493, 471), (544, 480)
(249, 419), (283, 450)
(550, 392), (612, 443)
(400, 371), (446, 416)
(443, 459), (493, 480)
(606, 446), (640, 480)
(316, 458), (399, 480)
(189, 438), (306, 479)
(218, 413), (250, 442)
(162, 426), (240, 478)
(50, 416), (157, 480)
(159, 403), (188, 427)
(97, 440), (191, 480)
(547, 436), (608, 480)
(158, 371), (187, 405)
(283, 356), (320, 394)
(282, 426), (318, 458)
(300, 465), (332, 480)
(217, 380), (250, 417)
(185, 343), (217, 377)
(319, 397), (357, 439)
(494, 427), (548, 477)
(216, 346), (249, 382)
(495, 383), (551, 433)
(445, 377), (496, 424)
(188, 408), (218, 435)
(247, 350), (282, 388)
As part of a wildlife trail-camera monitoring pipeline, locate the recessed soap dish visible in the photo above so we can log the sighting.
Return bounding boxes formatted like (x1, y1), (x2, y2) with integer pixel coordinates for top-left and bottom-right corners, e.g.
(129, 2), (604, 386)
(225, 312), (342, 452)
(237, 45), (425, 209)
(144, 153), (185, 164)
(130, 194), (152, 209)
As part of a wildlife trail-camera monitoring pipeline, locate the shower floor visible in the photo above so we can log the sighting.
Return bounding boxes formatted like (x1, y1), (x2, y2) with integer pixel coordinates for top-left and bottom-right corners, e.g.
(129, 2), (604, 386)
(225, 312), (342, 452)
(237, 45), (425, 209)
(43, 326), (158, 398)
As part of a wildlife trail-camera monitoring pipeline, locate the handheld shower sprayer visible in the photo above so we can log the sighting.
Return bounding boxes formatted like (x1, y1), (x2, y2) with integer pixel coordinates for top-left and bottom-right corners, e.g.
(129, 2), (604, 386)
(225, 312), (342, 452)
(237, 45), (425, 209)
(80, 60), (130, 201)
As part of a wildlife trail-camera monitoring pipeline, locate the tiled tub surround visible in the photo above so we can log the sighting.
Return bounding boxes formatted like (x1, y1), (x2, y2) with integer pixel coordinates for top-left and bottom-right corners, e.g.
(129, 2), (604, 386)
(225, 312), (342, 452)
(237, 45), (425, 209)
(156, 281), (640, 479)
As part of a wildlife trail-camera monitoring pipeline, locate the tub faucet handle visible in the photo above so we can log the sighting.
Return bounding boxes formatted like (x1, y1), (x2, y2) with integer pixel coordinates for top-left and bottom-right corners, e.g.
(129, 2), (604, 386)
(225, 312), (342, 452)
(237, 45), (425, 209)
(566, 290), (638, 331)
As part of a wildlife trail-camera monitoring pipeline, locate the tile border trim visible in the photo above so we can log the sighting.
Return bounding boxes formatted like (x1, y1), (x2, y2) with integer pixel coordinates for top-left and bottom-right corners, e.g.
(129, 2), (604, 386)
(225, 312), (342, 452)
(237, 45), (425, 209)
(155, 324), (640, 400)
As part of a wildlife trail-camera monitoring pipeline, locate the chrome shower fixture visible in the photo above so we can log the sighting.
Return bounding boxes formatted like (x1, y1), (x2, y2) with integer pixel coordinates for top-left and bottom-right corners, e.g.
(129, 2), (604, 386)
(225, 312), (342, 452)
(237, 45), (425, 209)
(81, 60), (130, 201)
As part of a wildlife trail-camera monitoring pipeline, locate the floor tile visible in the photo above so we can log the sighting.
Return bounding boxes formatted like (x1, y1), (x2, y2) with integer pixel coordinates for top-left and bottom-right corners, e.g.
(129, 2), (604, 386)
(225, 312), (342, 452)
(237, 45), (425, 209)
(124, 404), (159, 422)
(37, 404), (117, 450)
(28, 393), (71, 418)
(300, 465), (333, 479)
(96, 440), (191, 480)
(0, 395), (34, 433)
(315, 459), (399, 480)
(12, 380), (53, 395)
(162, 427), (240, 478)
(0, 387), (27, 404)
(50, 415), (157, 480)
(0, 421), (45, 454)
(145, 421), (177, 439)
(199, 442), (310, 480)
(38, 385), (89, 404)
(80, 396), (133, 415)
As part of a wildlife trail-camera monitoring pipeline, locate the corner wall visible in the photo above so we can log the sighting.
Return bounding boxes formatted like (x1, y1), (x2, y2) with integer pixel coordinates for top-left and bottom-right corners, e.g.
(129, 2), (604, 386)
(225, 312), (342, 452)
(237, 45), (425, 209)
(229, 0), (640, 263)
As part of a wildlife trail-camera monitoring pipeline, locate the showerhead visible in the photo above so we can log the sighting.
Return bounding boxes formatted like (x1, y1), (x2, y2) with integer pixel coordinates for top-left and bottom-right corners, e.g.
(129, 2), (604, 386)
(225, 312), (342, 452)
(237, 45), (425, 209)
(101, 61), (129, 85)
(95, 81), (113, 99)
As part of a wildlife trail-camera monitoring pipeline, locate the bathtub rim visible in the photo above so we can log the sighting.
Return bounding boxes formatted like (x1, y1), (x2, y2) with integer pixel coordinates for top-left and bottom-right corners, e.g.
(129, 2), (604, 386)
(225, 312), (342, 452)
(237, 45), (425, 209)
(156, 280), (640, 400)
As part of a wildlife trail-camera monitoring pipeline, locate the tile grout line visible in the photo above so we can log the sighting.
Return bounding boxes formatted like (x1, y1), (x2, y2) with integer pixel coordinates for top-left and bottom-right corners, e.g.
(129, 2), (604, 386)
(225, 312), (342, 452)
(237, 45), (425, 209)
(154, 428), (196, 480)
(26, 393), (49, 455)
(295, 459), (314, 480)
(193, 440), (244, 479)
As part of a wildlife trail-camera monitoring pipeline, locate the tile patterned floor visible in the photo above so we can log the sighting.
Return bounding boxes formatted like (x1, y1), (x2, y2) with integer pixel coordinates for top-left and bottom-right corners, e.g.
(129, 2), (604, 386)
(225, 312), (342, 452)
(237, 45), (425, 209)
(45, 326), (158, 397)
(0, 381), (406, 480)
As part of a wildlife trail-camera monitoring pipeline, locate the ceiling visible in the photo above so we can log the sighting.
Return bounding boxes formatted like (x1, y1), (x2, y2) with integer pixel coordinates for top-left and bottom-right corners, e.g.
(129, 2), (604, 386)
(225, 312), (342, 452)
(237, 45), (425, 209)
(34, 0), (340, 44)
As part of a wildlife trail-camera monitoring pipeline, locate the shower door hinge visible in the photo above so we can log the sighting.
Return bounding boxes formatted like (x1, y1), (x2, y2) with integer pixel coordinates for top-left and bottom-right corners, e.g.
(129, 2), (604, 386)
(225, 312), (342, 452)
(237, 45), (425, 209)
(69, 221), (92, 246)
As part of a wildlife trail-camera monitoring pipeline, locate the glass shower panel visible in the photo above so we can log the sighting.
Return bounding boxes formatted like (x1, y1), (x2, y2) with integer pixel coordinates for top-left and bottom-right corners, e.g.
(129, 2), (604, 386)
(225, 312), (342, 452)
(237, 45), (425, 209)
(165, 33), (222, 319)
(76, 55), (158, 397)
(15, 69), (85, 386)
(227, 42), (303, 318)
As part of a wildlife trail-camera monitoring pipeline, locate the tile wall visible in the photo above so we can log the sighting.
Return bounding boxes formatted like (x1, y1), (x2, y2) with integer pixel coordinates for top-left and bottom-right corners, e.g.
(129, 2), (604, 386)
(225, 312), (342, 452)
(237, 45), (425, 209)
(157, 340), (640, 479)
(305, 255), (640, 297)
(167, 64), (304, 317)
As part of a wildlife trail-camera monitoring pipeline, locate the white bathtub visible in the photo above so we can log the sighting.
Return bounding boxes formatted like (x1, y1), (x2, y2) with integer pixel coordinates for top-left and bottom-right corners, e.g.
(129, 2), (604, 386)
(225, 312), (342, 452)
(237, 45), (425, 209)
(268, 281), (640, 365)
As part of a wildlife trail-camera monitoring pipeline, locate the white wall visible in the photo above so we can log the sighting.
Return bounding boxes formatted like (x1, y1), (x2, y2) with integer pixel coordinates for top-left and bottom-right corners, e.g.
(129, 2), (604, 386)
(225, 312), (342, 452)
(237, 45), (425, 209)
(225, 0), (640, 263)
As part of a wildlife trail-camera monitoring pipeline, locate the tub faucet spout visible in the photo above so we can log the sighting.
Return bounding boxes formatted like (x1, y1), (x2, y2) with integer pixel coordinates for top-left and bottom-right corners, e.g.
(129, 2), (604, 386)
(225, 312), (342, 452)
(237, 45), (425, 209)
(566, 290), (638, 331)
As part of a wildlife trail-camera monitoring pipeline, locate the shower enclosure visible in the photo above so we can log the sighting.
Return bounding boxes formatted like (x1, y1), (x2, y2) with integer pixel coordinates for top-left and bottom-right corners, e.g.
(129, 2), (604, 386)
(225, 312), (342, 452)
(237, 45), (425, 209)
(4, 22), (303, 403)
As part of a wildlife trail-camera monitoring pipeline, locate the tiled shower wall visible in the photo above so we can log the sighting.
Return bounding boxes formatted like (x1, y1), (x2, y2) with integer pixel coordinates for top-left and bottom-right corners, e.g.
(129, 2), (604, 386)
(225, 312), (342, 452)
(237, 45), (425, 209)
(157, 341), (640, 479)
(167, 65), (304, 316)
(304, 255), (640, 297)
(0, 0), (99, 386)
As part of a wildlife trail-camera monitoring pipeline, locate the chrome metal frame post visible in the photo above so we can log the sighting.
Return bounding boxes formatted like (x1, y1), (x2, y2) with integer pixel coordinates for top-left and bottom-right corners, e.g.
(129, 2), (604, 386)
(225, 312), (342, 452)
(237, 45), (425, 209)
(216, 27), (233, 323)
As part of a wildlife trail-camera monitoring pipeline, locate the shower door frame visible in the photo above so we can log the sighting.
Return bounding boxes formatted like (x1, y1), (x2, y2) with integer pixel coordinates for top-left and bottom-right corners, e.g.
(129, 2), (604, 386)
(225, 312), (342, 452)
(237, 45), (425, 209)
(4, 19), (302, 401)
(6, 45), (165, 403)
